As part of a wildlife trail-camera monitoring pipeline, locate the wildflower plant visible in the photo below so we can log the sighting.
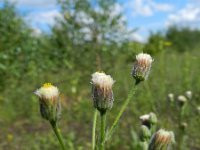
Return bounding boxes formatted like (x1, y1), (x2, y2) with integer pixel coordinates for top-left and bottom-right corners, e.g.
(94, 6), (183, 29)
(148, 129), (175, 150)
(34, 83), (66, 150)
(91, 72), (115, 113)
(166, 90), (195, 150)
(132, 53), (153, 84)
(90, 53), (155, 150)
(33, 53), (175, 150)
(91, 72), (115, 150)
(167, 93), (174, 103)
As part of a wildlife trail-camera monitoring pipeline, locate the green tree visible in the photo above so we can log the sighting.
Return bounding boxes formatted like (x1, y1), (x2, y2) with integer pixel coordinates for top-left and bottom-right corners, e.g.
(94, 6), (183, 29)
(0, 2), (45, 89)
(50, 0), (131, 71)
(143, 32), (166, 55)
(166, 26), (200, 52)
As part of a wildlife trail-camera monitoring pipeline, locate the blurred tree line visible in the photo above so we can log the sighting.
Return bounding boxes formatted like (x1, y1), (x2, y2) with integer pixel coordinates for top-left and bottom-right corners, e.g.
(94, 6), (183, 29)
(144, 26), (200, 55)
(0, 1), (145, 121)
(1, 0), (200, 93)
(0, 0), (138, 91)
(1, 0), (200, 91)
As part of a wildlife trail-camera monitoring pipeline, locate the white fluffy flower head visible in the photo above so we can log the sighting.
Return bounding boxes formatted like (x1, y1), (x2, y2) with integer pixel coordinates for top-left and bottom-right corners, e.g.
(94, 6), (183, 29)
(168, 93), (174, 99)
(139, 112), (157, 127)
(157, 129), (174, 137)
(139, 114), (150, 121)
(136, 53), (153, 65)
(91, 72), (115, 111)
(155, 129), (175, 143)
(149, 129), (175, 150)
(132, 53), (153, 83)
(185, 91), (192, 99)
(167, 93), (174, 102)
(35, 83), (59, 100)
(197, 106), (200, 112)
(91, 72), (115, 91)
(177, 95), (187, 102)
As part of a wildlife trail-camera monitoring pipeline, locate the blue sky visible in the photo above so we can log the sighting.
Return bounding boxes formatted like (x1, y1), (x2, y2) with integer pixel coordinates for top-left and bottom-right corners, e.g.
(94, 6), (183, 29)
(0, 0), (200, 42)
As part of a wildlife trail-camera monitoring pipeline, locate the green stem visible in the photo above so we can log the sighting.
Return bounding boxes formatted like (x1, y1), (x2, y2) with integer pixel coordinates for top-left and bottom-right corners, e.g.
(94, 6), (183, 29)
(100, 112), (107, 150)
(50, 121), (66, 150)
(105, 85), (137, 141)
(92, 109), (98, 150)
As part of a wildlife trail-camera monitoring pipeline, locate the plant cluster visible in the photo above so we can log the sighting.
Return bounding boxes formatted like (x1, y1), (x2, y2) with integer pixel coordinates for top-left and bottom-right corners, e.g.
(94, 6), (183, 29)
(34, 53), (175, 150)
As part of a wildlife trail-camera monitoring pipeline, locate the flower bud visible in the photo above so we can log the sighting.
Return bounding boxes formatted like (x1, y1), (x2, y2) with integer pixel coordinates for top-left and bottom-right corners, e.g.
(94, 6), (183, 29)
(140, 125), (151, 141)
(132, 53), (153, 84)
(180, 122), (188, 131)
(148, 129), (175, 150)
(139, 141), (148, 150)
(34, 83), (61, 122)
(140, 114), (151, 128)
(149, 112), (157, 125)
(185, 91), (192, 100)
(177, 95), (187, 107)
(167, 93), (174, 102)
(91, 72), (115, 113)
(196, 106), (200, 114)
(139, 112), (157, 128)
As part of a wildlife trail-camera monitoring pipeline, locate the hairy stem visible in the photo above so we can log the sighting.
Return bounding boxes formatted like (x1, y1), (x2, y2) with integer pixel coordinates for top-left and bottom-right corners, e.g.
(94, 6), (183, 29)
(50, 121), (66, 150)
(100, 112), (107, 150)
(92, 109), (98, 150)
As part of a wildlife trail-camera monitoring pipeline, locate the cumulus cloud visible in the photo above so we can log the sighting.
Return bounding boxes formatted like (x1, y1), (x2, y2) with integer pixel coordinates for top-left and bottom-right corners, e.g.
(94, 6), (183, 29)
(129, 32), (146, 42)
(0, 0), (57, 8)
(128, 0), (174, 16)
(25, 9), (61, 25)
(166, 4), (200, 27)
(25, 9), (61, 33)
(109, 3), (124, 17)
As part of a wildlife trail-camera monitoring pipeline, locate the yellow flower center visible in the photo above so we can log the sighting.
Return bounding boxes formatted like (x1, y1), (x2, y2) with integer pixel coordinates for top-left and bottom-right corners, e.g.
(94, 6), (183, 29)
(42, 83), (53, 88)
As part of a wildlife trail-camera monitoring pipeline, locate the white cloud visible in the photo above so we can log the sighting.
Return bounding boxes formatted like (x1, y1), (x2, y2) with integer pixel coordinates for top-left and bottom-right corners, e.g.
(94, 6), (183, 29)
(25, 9), (61, 25)
(129, 32), (146, 42)
(31, 27), (42, 37)
(109, 3), (124, 17)
(0, 0), (57, 8)
(166, 4), (200, 27)
(25, 9), (61, 32)
(128, 0), (174, 16)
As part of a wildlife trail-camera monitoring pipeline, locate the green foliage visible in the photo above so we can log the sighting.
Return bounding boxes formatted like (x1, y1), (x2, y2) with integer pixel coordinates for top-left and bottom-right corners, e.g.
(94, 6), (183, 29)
(0, 2), (46, 90)
(145, 26), (200, 55)
(143, 32), (166, 55)
(51, 0), (130, 70)
(165, 26), (200, 52)
(0, 1), (200, 150)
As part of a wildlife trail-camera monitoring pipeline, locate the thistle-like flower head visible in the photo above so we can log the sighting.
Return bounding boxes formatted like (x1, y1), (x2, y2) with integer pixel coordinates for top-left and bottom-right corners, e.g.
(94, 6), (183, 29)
(167, 93), (174, 102)
(197, 106), (200, 114)
(139, 112), (157, 128)
(148, 129), (175, 150)
(177, 95), (187, 102)
(177, 95), (187, 107)
(34, 83), (61, 122)
(185, 90), (192, 100)
(91, 72), (115, 113)
(140, 114), (150, 122)
(35, 83), (59, 101)
(91, 72), (114, 92)
(132, 53), (153, 84)
(180, 122), (188, 131)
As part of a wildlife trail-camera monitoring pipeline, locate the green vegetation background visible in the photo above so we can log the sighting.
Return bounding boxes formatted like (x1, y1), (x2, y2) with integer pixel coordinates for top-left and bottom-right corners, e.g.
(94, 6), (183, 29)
(0, 1), (200, 149)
